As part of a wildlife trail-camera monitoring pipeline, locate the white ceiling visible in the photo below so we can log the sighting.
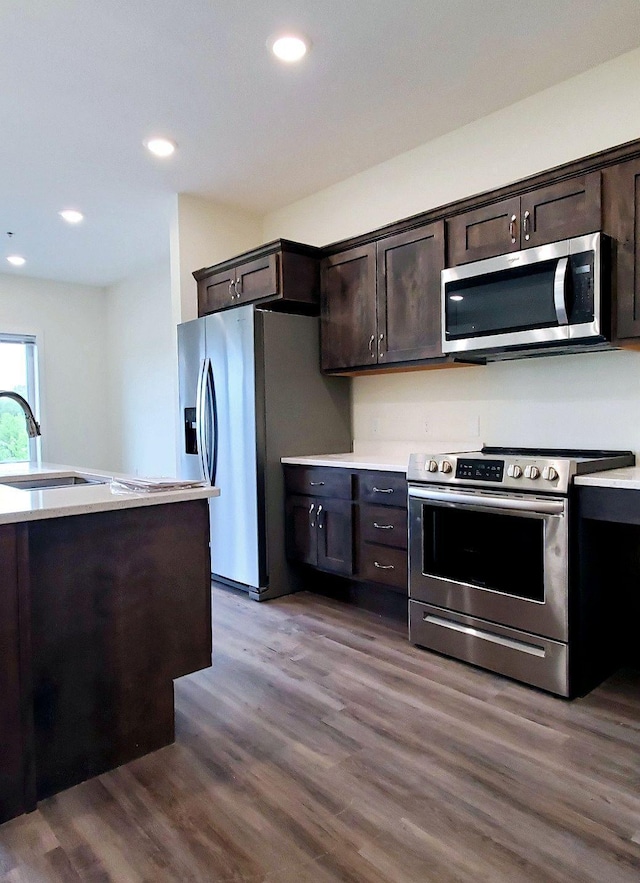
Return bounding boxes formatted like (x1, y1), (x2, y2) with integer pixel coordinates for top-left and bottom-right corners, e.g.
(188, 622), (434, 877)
(2, 0), (640, 287)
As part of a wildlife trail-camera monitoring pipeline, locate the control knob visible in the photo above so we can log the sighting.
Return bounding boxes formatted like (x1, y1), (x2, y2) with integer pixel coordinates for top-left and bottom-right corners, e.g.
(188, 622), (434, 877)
(427, 459), (438, 473)
(439, 460), (453, 474)
(524, 465), (540, 480)
(507, 465), (522, 479)
(542, 466), (558, 481)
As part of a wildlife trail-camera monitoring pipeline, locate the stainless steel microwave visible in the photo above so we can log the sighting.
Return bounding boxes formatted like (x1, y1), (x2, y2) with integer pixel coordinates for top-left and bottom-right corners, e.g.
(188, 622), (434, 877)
(441, 232), (610, 360)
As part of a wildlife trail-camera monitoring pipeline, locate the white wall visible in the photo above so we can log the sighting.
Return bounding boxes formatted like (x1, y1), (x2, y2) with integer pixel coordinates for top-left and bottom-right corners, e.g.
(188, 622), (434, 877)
(0, 274), (111, 468)
(170, 194), (263, 324)
(262, 47), (640, 455)
(106, 260), (177, 476)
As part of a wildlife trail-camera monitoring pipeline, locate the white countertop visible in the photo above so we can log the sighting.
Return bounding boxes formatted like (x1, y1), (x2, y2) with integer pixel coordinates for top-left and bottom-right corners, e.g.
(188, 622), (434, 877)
(282, 441), (480, 474)
(575, 466), (640, 490)
(0, 462), (219, 526)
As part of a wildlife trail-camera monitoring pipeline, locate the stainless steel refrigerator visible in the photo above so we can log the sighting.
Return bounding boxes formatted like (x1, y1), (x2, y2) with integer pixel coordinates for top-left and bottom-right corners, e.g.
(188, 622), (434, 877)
(178, 306), (351, 600)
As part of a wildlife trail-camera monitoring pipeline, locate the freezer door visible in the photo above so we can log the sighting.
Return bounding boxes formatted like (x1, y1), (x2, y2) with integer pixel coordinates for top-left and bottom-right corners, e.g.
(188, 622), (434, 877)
(177, 318), (206, 481)
(205, 309), (261, 589)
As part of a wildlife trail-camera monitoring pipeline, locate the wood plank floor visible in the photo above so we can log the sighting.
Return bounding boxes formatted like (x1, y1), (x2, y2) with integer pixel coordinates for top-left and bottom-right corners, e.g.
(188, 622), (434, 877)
(1, 584), (639, 882)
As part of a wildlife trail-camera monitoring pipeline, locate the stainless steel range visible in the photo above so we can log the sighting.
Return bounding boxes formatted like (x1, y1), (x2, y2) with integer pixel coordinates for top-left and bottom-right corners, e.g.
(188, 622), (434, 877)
(407, 447), (634, 696)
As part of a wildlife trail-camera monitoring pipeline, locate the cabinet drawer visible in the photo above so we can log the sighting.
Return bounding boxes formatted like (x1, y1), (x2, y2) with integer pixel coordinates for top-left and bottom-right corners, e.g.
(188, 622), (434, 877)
(357, 471), (406, 506)
(359, 504), (407, 549)
(359, 544), (408, 591)
(283, 465), (352, 500)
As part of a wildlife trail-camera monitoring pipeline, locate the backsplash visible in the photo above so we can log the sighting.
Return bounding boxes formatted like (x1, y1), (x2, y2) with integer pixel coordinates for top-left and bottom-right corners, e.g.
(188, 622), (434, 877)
(353, 348), (640, 455)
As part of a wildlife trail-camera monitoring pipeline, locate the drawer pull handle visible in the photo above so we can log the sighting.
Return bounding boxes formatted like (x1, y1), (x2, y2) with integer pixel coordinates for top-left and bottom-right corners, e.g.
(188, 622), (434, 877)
(374, 562), (394, 570)
(373, 522), (394, 530)
(309, 481), (325, 486)
(372, 487), (393, 494)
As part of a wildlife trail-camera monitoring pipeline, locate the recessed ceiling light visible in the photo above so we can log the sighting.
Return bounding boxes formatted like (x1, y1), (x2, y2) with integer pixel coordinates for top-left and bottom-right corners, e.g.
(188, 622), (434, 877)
(145, 137), (177, 158)
(59, 209), (84, 224)
(269, 34), (310, 63)
(7, 255), (26, 267)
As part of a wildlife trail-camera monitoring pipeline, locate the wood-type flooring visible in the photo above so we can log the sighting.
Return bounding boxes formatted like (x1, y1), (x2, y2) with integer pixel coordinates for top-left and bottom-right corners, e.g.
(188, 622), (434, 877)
(1, 585), (639, 882)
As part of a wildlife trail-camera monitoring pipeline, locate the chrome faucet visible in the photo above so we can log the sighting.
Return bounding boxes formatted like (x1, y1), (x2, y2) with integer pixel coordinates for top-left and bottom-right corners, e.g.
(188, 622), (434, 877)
(0, 391), (41, 437)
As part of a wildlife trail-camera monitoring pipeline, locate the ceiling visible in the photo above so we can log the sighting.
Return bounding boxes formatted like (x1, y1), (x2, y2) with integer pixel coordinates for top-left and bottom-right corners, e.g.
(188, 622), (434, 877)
(2, 0), (640, 288)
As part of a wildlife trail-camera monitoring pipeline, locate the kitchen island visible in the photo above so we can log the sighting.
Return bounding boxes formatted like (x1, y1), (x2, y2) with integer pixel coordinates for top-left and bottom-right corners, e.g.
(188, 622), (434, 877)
(0, 463), (219, 824)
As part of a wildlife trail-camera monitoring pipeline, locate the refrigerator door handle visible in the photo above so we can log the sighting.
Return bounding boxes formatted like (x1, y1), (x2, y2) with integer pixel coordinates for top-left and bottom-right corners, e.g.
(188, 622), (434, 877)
(205, 357), (218, 485)
(195, 358), (209, 482)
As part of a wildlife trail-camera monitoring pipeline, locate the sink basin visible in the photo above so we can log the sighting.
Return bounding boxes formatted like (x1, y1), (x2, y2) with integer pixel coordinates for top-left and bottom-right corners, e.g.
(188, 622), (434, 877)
(1, 475), (108, 491)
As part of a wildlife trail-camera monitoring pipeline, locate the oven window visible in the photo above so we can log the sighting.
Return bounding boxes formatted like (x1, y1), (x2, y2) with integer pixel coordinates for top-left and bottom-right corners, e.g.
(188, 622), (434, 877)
(423, 506), (544, 601)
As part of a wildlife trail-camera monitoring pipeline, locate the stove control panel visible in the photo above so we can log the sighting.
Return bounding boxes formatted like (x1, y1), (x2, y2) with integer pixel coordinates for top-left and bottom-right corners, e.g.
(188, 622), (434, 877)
(407, 452), (570, 494)
(455, 458), (504, 482)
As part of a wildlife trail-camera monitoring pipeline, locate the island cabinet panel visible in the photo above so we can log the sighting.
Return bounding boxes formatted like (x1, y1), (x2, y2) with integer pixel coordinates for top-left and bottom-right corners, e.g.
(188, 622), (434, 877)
(27, 499), (211, 800)
(377, 222), (445, 364)
(320, 244), (377, 371)
(447, 172), (601, 266)
(603, 157), (640, 341)
(0, 524), (31, 823)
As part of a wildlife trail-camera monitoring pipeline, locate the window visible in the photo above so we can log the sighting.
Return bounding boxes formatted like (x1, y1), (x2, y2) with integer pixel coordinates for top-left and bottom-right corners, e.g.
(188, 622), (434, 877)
(0, 334), (39, 462)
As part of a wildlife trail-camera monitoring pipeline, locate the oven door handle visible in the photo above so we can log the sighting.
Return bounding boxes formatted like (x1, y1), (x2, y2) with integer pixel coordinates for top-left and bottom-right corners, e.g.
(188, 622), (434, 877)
(408, 486), (565, 516)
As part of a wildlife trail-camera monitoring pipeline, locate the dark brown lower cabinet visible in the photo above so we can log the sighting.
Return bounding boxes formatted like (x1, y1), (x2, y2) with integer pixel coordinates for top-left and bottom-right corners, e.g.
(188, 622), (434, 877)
(286, 494), (353, 576)
(0, 499), (212, 824)
(284, 465), (408, 596)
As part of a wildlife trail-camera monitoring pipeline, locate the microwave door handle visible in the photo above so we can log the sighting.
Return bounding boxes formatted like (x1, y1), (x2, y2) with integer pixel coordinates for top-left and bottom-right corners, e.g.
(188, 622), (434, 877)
(554, 257), (569, 325)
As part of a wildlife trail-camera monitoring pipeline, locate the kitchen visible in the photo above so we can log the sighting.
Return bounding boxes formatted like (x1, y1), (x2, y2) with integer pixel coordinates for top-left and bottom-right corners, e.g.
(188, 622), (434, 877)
(1, 2), (640, 881)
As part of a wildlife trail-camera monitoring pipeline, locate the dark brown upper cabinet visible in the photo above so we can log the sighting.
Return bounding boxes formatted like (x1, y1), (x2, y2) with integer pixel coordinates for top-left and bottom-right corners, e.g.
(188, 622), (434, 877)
(321, 222), (445, 372)
(321, 244), (377, 371)
(194, 240), (321, 317)
(377, 223), (445, 364)
(603, 157), (640, 341)
(447, 173), (602, 266)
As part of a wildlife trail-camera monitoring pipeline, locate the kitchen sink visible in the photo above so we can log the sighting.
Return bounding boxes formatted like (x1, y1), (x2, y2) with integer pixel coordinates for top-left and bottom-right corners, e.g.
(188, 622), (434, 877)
(0, 475), (108, 491)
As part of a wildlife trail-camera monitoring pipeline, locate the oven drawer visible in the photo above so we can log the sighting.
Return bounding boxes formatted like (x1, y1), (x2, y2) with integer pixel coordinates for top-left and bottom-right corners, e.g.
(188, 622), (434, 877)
(409, 601), (569, 696)
(359, 504), (407, 549)
(359, 544), (408, 591)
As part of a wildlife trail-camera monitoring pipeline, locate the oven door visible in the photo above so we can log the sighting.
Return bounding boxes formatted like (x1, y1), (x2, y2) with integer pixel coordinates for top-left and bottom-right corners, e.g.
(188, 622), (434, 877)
(408, 485), (569, 641)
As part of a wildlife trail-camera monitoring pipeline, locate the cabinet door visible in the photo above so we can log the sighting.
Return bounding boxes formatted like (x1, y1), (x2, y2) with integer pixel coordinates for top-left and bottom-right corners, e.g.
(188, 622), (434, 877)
(200, 266), (237, 315)
(316, 498), (353, 576)
(603, 158), (640, 340)
(285, 494), (318, 566)
(321, 245), (377, 371)
(520, 172), (601, 248)
(447, 196), (520, 266)
(235, 253), (279, 304)
(377, 222), (445, 363)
